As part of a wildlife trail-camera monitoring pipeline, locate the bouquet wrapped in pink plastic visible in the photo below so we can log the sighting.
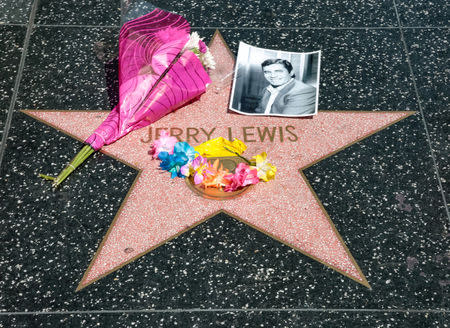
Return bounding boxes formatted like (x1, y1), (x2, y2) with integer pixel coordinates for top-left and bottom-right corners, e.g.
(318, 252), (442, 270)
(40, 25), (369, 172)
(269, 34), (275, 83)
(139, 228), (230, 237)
(40, 5), (215, 187)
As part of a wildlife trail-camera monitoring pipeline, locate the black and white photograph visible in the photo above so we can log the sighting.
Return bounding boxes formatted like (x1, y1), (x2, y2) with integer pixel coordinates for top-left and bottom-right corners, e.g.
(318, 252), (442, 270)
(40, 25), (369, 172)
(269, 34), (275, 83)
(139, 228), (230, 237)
(230, 42), (321, 117)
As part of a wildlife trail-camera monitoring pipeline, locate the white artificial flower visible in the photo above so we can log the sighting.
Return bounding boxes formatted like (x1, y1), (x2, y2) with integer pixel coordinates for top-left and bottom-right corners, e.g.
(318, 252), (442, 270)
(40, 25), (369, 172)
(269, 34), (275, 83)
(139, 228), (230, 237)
(199, 50), (216, 70)
(183, 32), (201, 51)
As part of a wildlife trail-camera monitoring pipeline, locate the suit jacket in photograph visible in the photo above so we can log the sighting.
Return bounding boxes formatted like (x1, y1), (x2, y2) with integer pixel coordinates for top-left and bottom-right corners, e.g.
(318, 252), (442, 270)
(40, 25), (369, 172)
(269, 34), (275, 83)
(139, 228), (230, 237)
(255, 79), (316, 115)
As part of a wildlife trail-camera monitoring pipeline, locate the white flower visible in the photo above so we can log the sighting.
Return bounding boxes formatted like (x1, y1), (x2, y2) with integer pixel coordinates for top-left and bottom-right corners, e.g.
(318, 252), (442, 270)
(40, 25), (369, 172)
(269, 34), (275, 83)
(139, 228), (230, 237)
(182, 32), (216, 71)
(183, 32), (201, 51)
(199, 50), (216, 70)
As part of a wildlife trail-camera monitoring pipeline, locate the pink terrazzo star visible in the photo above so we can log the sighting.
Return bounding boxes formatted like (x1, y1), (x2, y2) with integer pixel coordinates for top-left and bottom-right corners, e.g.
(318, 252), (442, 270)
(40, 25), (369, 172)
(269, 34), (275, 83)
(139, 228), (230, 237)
(24, 31), (414, 291)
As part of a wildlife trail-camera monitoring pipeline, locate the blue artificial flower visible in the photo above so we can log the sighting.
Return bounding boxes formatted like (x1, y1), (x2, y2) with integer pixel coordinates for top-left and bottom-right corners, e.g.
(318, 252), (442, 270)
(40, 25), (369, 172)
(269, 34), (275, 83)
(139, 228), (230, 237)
(173, 142), (197, 162)
(158, 142), (198, 179)
(158, 151), (189, 178)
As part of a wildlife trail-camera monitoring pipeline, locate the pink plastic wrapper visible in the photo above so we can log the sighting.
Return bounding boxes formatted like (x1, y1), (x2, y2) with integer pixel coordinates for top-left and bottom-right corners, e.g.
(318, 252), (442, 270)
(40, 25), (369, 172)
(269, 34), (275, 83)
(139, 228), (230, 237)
(85, 8), (211, 150)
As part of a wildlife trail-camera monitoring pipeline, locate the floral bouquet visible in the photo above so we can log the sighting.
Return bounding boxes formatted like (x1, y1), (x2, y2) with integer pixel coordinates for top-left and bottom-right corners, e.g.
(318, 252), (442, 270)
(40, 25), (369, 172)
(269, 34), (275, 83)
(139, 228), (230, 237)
(40, 6), (215, 187)
(150, 132), (277, 197)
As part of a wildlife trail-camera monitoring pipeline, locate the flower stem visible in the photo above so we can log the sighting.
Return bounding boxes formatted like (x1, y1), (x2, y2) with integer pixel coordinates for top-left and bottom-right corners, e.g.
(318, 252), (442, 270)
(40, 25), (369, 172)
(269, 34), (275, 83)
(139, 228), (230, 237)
(39, 145), (95, 188)
(223, 146), (251, 164)
(38, 174), (55, 181)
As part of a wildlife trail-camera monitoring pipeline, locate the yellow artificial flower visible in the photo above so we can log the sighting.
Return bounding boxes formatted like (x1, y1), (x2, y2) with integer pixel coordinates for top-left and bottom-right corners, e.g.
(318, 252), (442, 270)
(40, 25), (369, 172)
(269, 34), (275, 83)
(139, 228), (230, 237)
(251, 152), (277, 182)
(195, 137), (247, 157)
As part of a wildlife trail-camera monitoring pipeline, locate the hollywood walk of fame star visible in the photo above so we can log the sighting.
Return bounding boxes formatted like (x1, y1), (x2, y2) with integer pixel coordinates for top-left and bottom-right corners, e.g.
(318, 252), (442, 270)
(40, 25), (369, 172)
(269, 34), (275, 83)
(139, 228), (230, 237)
(23, 31), (414, 291)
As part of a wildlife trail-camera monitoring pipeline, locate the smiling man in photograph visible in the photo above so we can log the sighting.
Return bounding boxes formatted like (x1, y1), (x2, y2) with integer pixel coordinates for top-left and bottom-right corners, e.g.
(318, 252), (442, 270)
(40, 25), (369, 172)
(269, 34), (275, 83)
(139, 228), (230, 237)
(254, 59), (316, 116)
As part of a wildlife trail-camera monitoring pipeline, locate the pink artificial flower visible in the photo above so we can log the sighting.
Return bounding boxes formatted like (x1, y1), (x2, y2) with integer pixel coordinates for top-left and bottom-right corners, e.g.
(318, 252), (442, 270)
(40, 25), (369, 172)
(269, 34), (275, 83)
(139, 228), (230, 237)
(192, 156), (209, 184)
(198, 39), (208, 53)
(180, 155), (210, 184)
(224, 163), (259, 192)
(149, 130), (178, 159)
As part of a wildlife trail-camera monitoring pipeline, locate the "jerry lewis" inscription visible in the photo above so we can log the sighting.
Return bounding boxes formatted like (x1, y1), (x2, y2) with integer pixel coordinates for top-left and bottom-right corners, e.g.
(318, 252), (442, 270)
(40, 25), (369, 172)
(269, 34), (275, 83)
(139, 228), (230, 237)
(141, 125), (299, 144)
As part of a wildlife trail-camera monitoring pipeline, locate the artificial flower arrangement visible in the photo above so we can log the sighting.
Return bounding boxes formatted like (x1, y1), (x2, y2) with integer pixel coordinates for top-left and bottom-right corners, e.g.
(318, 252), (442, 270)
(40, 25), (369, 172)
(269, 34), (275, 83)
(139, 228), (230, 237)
(150, 131), (277, 192)
(40, 8), (215, 188)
